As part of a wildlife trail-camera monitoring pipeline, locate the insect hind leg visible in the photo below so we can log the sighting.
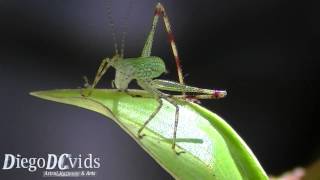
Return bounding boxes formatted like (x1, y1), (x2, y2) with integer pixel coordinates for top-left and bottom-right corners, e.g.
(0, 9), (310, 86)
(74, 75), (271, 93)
(155, 3), (185, 86)
(142, 3), (185, 88)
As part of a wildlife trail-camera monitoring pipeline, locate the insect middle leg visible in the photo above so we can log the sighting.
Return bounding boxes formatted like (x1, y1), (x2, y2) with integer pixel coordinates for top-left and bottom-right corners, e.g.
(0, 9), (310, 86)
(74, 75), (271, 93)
(138, 98), (163, 138)
(137, 80), (182, 154)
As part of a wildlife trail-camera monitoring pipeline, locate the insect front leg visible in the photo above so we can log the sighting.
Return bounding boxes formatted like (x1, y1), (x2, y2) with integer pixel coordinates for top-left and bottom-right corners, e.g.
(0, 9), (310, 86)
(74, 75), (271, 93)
(91, 58), (110, 89)
(81, 58), (111, 97)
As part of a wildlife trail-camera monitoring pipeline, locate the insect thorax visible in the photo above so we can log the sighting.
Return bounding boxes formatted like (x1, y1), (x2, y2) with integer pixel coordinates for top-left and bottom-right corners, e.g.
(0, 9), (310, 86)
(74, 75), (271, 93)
(112, 56), (167, 90)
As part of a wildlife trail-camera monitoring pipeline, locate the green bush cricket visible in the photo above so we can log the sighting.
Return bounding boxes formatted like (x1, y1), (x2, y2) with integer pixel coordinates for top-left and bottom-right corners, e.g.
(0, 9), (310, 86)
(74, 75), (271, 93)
(83, 2), (227, 154)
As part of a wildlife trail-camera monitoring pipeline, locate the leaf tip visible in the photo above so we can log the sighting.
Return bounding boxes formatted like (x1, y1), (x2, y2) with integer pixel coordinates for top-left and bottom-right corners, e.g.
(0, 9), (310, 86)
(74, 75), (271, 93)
(29, 90), (53, 101)
(29, 91), (40, 97)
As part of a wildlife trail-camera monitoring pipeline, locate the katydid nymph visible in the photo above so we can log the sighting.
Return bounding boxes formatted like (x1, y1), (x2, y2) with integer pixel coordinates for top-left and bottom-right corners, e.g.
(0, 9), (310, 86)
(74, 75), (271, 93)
(83, 2), (227, 154)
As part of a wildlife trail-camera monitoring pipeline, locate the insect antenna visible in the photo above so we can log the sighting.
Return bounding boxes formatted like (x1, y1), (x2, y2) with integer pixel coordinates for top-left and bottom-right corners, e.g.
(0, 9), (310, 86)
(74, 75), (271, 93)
(120, 0), (133, 57)
(105, 0), (119, 55)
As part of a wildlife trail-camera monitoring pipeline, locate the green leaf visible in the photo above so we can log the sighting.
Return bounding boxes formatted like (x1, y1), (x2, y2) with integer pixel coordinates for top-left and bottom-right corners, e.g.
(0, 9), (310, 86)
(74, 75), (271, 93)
(30, 89), (268, 180)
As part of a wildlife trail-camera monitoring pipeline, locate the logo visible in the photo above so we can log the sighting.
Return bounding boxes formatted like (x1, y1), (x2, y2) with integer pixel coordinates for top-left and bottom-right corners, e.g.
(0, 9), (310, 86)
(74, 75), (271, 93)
(2, 153), (101, 177)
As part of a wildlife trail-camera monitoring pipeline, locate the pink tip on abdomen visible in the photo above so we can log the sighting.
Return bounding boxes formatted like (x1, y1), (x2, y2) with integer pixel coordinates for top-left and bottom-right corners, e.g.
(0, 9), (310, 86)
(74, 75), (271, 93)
(213, 90), (227, 98)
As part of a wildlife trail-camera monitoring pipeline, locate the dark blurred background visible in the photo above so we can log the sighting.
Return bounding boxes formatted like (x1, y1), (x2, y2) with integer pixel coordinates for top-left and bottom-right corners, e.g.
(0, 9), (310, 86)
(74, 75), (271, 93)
(0, 0), (318, 179)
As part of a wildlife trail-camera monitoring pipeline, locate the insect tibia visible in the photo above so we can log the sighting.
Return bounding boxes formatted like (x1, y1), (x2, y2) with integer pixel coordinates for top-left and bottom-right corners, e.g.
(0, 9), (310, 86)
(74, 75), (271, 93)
(91, 58), (112, 89)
